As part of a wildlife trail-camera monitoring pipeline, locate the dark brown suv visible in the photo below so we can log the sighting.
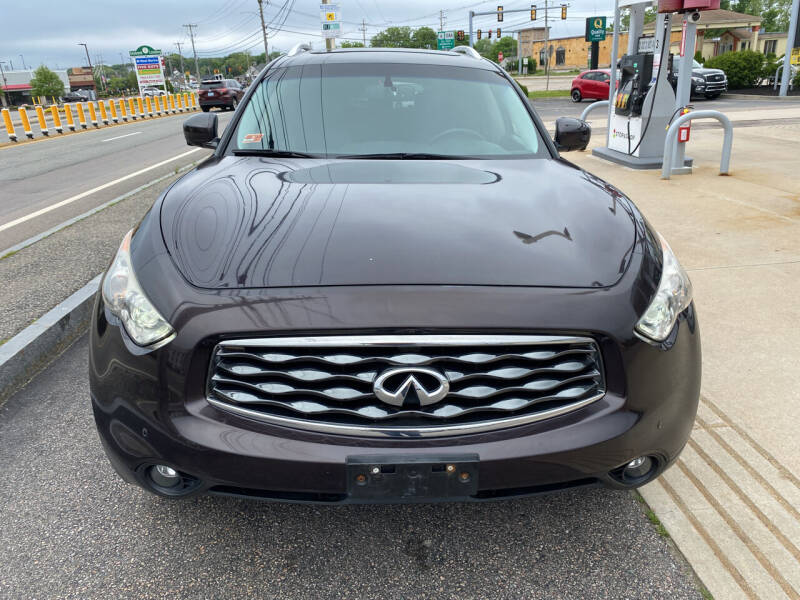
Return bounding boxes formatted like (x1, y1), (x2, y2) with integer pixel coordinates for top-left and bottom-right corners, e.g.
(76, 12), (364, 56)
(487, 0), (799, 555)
(90, 45), (700, 503)
(198, 78), (244, 111)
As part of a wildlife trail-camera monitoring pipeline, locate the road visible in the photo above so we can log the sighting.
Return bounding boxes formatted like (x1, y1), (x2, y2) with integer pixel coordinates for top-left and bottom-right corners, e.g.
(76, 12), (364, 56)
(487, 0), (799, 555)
(0, 110), (234, 251)
(0, 335), (703, 600)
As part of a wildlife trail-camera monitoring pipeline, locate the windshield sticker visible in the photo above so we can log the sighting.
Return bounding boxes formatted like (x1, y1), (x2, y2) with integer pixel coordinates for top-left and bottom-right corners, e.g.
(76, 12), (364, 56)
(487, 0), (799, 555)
(242, 133), (264, 143)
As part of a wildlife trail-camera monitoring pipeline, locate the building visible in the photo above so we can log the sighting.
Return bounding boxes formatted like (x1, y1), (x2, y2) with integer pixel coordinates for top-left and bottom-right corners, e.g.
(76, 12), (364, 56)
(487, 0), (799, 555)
(0, 68), (70, 106)
(67, 67), (96, 92)
(516, 9), (782, 71)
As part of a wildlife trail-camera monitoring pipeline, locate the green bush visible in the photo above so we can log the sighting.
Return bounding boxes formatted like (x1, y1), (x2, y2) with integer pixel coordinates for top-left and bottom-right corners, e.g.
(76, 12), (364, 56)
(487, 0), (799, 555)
(794, 69), (800, 89)
(704, 50), (764, 89)
(518, 83), (529, 96)
(693, 51), (704, 64)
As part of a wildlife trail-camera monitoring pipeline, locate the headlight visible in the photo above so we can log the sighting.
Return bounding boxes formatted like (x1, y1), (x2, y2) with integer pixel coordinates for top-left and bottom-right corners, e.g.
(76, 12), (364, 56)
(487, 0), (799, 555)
(102, 229), (175, 347)
(635, 234), (693, 343)
(691, 76), (705, 84)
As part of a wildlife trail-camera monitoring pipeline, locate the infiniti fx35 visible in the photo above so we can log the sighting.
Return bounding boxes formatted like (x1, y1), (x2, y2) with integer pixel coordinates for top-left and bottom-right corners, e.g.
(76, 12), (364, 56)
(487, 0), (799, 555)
(90, 46), (700, 502)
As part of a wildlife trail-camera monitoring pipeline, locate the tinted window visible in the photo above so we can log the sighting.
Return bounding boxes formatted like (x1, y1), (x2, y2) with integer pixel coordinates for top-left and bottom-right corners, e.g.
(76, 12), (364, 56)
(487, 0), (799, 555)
(232, 63), (545, 158)
(582, 72), (598, 81)
(201, 81), (224, 89)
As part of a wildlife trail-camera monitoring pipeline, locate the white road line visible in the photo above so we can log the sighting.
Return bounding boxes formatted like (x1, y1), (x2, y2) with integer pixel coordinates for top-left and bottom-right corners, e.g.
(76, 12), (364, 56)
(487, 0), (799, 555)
(0, 148), (203, 234)
(102, 131), (142, 142)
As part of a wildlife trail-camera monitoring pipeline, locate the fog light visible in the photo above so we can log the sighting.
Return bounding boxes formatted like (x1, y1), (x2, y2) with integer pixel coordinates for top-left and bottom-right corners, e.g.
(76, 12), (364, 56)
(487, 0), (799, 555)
(150, 464), (181, 488)
(624, 456), (653, 480)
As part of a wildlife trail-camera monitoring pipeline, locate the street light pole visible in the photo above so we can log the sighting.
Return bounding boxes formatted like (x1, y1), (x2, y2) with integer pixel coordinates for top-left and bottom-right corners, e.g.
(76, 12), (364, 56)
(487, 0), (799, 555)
(257, 0), (269, 60)
(78, 43), (96, 94)
(175, 42), (186, 85)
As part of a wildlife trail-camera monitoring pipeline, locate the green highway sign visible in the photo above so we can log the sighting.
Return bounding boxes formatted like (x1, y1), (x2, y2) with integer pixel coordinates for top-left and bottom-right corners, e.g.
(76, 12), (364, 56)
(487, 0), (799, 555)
(437, 30), (456, 50)
(585, 16), (607, 42)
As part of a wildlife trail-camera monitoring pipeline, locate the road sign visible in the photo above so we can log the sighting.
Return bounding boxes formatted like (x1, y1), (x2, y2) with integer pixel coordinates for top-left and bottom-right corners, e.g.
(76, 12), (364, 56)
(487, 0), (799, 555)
(498, 51), (504, 62)
(320, 4), (342, 38)
(437, 30), (456, 50)
(129, 45), (165, 89)
(791, 47), (800, 66)
(585, 16), (607, 42)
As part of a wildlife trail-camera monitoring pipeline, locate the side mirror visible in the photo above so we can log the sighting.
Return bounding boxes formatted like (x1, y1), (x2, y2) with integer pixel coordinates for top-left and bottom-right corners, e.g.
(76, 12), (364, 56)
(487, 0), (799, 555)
(554, 117), (591, 152)
(184, 113), (219, 149)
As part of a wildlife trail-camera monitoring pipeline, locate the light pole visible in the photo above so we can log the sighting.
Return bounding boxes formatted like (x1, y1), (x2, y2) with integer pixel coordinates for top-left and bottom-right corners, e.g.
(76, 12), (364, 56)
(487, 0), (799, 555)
(0, 61), (8, 107)
(19, 55), (27, 70)
(77, 42), (96, 93)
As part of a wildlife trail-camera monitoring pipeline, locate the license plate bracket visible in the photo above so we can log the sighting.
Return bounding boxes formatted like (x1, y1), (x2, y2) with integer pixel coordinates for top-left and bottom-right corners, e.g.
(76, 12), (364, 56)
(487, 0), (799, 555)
(346, 454), (479, 502)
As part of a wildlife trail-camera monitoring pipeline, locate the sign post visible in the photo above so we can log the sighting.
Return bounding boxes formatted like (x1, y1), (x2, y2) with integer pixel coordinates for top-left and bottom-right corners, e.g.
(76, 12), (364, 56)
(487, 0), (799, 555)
(437, 31), (456, 50)
(129, 45), (165, 92)
(585, 17), (607, 70)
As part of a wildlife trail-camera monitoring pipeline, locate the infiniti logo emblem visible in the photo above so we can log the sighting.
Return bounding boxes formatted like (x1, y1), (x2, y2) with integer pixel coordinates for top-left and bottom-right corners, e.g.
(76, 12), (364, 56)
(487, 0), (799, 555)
(373, 367), (450, 408)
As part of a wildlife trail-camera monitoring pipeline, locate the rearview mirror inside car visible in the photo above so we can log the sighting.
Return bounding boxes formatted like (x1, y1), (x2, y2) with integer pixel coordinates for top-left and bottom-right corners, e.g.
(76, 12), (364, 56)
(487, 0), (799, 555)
(554, 117), (591, 152)
(184, 113), (219, 149)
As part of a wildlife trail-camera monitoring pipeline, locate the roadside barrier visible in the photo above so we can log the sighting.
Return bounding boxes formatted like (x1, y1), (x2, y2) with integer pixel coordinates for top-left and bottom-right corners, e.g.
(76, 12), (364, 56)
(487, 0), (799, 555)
(2, 108), (17, 142)
(18, 107), (33, 139)
(76, 103), (88, 129)
(35, 105), (49, 135)
(1, 93), (199, 144)
(64, 104), (76, 131)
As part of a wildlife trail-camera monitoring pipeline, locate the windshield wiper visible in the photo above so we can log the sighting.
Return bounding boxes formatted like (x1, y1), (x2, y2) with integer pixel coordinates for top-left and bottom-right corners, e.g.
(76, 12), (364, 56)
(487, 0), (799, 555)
(334, 152), (471, 160)
(232, 149), (318, 158)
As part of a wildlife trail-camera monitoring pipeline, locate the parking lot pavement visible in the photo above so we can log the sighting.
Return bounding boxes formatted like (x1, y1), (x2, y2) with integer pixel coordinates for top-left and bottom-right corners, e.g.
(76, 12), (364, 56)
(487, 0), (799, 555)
(0, 335), (704, 600)
(569, 119), (800, 599)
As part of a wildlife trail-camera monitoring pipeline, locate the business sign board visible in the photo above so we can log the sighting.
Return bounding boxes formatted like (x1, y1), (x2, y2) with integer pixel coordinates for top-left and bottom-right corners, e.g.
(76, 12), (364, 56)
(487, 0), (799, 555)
(791, 47), (800, 66)
(637, 36), (656, 54)
(129, 45), (165, 88)
(321, 4), (342, 38)
(585, 16), (607, 42)
(437, 30), (456, 50)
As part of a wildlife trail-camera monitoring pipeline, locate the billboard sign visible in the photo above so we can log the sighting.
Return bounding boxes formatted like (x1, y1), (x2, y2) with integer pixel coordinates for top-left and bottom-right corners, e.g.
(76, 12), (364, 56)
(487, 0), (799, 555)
(585, 16), (607, 42)
(129, 45), (165, 88)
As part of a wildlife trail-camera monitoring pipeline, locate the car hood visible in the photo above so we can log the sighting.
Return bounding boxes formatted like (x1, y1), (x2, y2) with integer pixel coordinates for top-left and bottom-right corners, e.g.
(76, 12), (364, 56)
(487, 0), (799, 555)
(160, 156), (637, 289)
(693, 68), (725, 77)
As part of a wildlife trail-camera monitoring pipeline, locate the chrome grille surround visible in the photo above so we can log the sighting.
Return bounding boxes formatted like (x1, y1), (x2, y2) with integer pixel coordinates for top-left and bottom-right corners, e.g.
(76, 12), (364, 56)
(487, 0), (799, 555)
(206, 335), (606, 438)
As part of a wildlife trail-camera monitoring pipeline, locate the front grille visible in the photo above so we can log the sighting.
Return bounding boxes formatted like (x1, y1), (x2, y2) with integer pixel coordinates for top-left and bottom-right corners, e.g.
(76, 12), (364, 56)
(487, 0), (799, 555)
(706, 74), (724, 82)
(206, 335), (605, 438)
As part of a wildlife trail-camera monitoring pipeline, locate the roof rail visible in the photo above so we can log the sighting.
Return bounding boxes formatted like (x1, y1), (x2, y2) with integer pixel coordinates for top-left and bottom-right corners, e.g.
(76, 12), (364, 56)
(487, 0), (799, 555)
(451, 46), (482, 60)
(287, 43), (312, 57)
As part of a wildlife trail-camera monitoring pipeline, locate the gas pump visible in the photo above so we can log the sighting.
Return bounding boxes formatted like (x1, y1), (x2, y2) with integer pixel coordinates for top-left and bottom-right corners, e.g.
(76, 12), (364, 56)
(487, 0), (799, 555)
(614, 54), (654, 117)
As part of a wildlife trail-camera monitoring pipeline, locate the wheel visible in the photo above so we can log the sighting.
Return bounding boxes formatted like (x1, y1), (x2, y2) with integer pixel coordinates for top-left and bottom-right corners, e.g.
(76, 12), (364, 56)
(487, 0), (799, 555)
(201, 106), (210, 112)
(230, 98), (238, 111)
(571, 88), (582, 103)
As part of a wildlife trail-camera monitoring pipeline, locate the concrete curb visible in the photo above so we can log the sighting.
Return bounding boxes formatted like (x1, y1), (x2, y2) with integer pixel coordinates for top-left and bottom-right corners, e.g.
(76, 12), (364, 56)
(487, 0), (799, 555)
(723, 93), (800, 101)
(0, 274), (101, 405)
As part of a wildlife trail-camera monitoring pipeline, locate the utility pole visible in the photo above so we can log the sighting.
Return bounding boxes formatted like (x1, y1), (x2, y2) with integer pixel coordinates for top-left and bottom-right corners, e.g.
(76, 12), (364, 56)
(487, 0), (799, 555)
(96, 54), (107, 91)
(544, 0), (550, 90)
(183, 23), (201, 84)
(322, 0), (335, 50)
(0, 61), (8, 107)
(440, 9), (446, 30)
(258, 0), (269, 60)
(360, 18), (367, 45)
(175, 42), (186, 85)
(19, 55), (27, 70)
(78, 42), (96, 93)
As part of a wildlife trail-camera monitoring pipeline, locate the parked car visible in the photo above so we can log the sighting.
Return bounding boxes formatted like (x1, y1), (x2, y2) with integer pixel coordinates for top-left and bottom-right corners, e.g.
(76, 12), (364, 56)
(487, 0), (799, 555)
(570, 69), (613, 102)
(141, 86), (168, 97)
(671, 59), (727, 99)
(198, 78), (244, 111)
(91, 46), (700, 503)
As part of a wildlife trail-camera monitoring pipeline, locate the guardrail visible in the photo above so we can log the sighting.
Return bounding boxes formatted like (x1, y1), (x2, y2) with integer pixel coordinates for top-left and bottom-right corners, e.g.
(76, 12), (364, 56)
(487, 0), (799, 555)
(2, 93), (199, 143)
(662, 110), (733, 180)
(580, 100), (610, 122)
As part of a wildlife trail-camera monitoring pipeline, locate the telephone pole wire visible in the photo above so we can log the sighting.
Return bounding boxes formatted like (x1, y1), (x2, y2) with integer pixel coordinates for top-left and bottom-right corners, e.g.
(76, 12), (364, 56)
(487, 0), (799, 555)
(257, 0), (269, 60)
(183, 23), (201, 83)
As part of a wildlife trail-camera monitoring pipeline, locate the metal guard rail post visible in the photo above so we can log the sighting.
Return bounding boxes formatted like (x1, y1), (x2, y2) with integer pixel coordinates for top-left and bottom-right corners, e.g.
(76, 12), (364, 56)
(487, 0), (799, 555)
(662, 110), (733, 180)
(580, 100), (609, 122)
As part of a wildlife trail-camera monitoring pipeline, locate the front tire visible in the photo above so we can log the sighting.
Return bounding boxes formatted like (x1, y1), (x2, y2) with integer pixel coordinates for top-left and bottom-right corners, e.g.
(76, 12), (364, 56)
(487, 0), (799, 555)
(201, 106), (210, 112)
(571, 89), (582, 103)
(230, 98), (238, 111)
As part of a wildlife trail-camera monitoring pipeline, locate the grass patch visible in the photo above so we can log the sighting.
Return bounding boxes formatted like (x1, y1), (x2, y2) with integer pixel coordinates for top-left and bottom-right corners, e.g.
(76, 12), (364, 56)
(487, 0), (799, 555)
(700, 587), (715, 600)
(528, 89), (570, 99)
(635, 491), (670, 538)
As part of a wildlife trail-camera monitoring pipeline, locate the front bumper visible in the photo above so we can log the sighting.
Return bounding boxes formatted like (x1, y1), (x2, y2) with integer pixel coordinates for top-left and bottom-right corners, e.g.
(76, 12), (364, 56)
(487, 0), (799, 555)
(90, 288), (701, 502)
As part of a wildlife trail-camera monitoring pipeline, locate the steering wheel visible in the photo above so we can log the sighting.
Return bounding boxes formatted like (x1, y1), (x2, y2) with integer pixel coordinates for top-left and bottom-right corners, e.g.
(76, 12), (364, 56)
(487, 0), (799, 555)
(430, 128), (486, 145)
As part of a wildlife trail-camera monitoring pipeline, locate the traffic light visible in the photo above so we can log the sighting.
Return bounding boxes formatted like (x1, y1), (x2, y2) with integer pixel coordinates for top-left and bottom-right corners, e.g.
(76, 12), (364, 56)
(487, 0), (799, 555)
(497, 28), (502, 37)
(488, 29), (492, 39)
(531, 5), (537, 20)
(456, 30), (465, 41)
(561, 4), (567, 19)
(497, 5), (503, 21)
(477, 29), (482, 40)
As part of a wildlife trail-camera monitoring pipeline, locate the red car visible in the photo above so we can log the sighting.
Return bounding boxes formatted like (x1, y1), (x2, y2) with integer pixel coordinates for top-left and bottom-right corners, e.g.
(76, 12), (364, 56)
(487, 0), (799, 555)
(571, 69), (612, 102)
(199, 79), (245, 112)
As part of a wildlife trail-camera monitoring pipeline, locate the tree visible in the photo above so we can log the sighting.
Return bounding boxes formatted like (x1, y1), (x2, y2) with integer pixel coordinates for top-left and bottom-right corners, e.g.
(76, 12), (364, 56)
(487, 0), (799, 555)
(30, 65), (65, 98)
(492, 36), (517, 62)
(340, 41), (365, 47)
(371, 26), (414, 48)
(411, 26), (437, 49)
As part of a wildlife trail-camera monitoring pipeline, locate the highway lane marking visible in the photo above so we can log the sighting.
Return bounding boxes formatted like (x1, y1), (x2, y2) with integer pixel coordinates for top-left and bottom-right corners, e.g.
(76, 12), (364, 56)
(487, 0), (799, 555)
(102, 132), (142, 142)
(0, 148), (203, 234)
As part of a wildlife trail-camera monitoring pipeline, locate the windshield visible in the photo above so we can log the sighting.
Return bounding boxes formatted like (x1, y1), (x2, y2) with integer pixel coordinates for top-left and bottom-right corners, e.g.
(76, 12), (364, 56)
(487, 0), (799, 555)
(201, 81), (225, 89)
(231, 63), (545, 158)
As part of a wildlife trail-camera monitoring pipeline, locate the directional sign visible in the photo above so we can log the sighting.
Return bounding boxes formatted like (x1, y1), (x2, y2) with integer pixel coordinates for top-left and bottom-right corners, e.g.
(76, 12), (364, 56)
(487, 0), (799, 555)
(437, 30), (456, 50)
(320, 4), (342, 38)
(585, 16), (607, 42)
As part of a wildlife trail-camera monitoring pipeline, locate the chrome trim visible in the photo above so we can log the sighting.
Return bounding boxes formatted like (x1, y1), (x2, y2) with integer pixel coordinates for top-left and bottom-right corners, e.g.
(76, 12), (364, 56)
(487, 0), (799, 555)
(372, 367), (450, 407)
(451, 46), (482, 60)
(217, 334), (594, 348)
(207, 392), (605, 438)
(287, 43), (312, 57)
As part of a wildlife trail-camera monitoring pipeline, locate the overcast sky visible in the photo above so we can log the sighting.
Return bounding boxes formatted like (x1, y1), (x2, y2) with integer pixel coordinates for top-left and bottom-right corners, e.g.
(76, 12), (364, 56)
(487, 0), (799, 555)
(1, 0), (614, 71)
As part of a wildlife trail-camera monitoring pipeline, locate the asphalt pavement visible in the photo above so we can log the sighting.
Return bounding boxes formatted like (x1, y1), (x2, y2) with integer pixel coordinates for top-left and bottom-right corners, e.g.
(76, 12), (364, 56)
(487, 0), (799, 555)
(0, 109), (233, 250)
(0, 335), (704, 600)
